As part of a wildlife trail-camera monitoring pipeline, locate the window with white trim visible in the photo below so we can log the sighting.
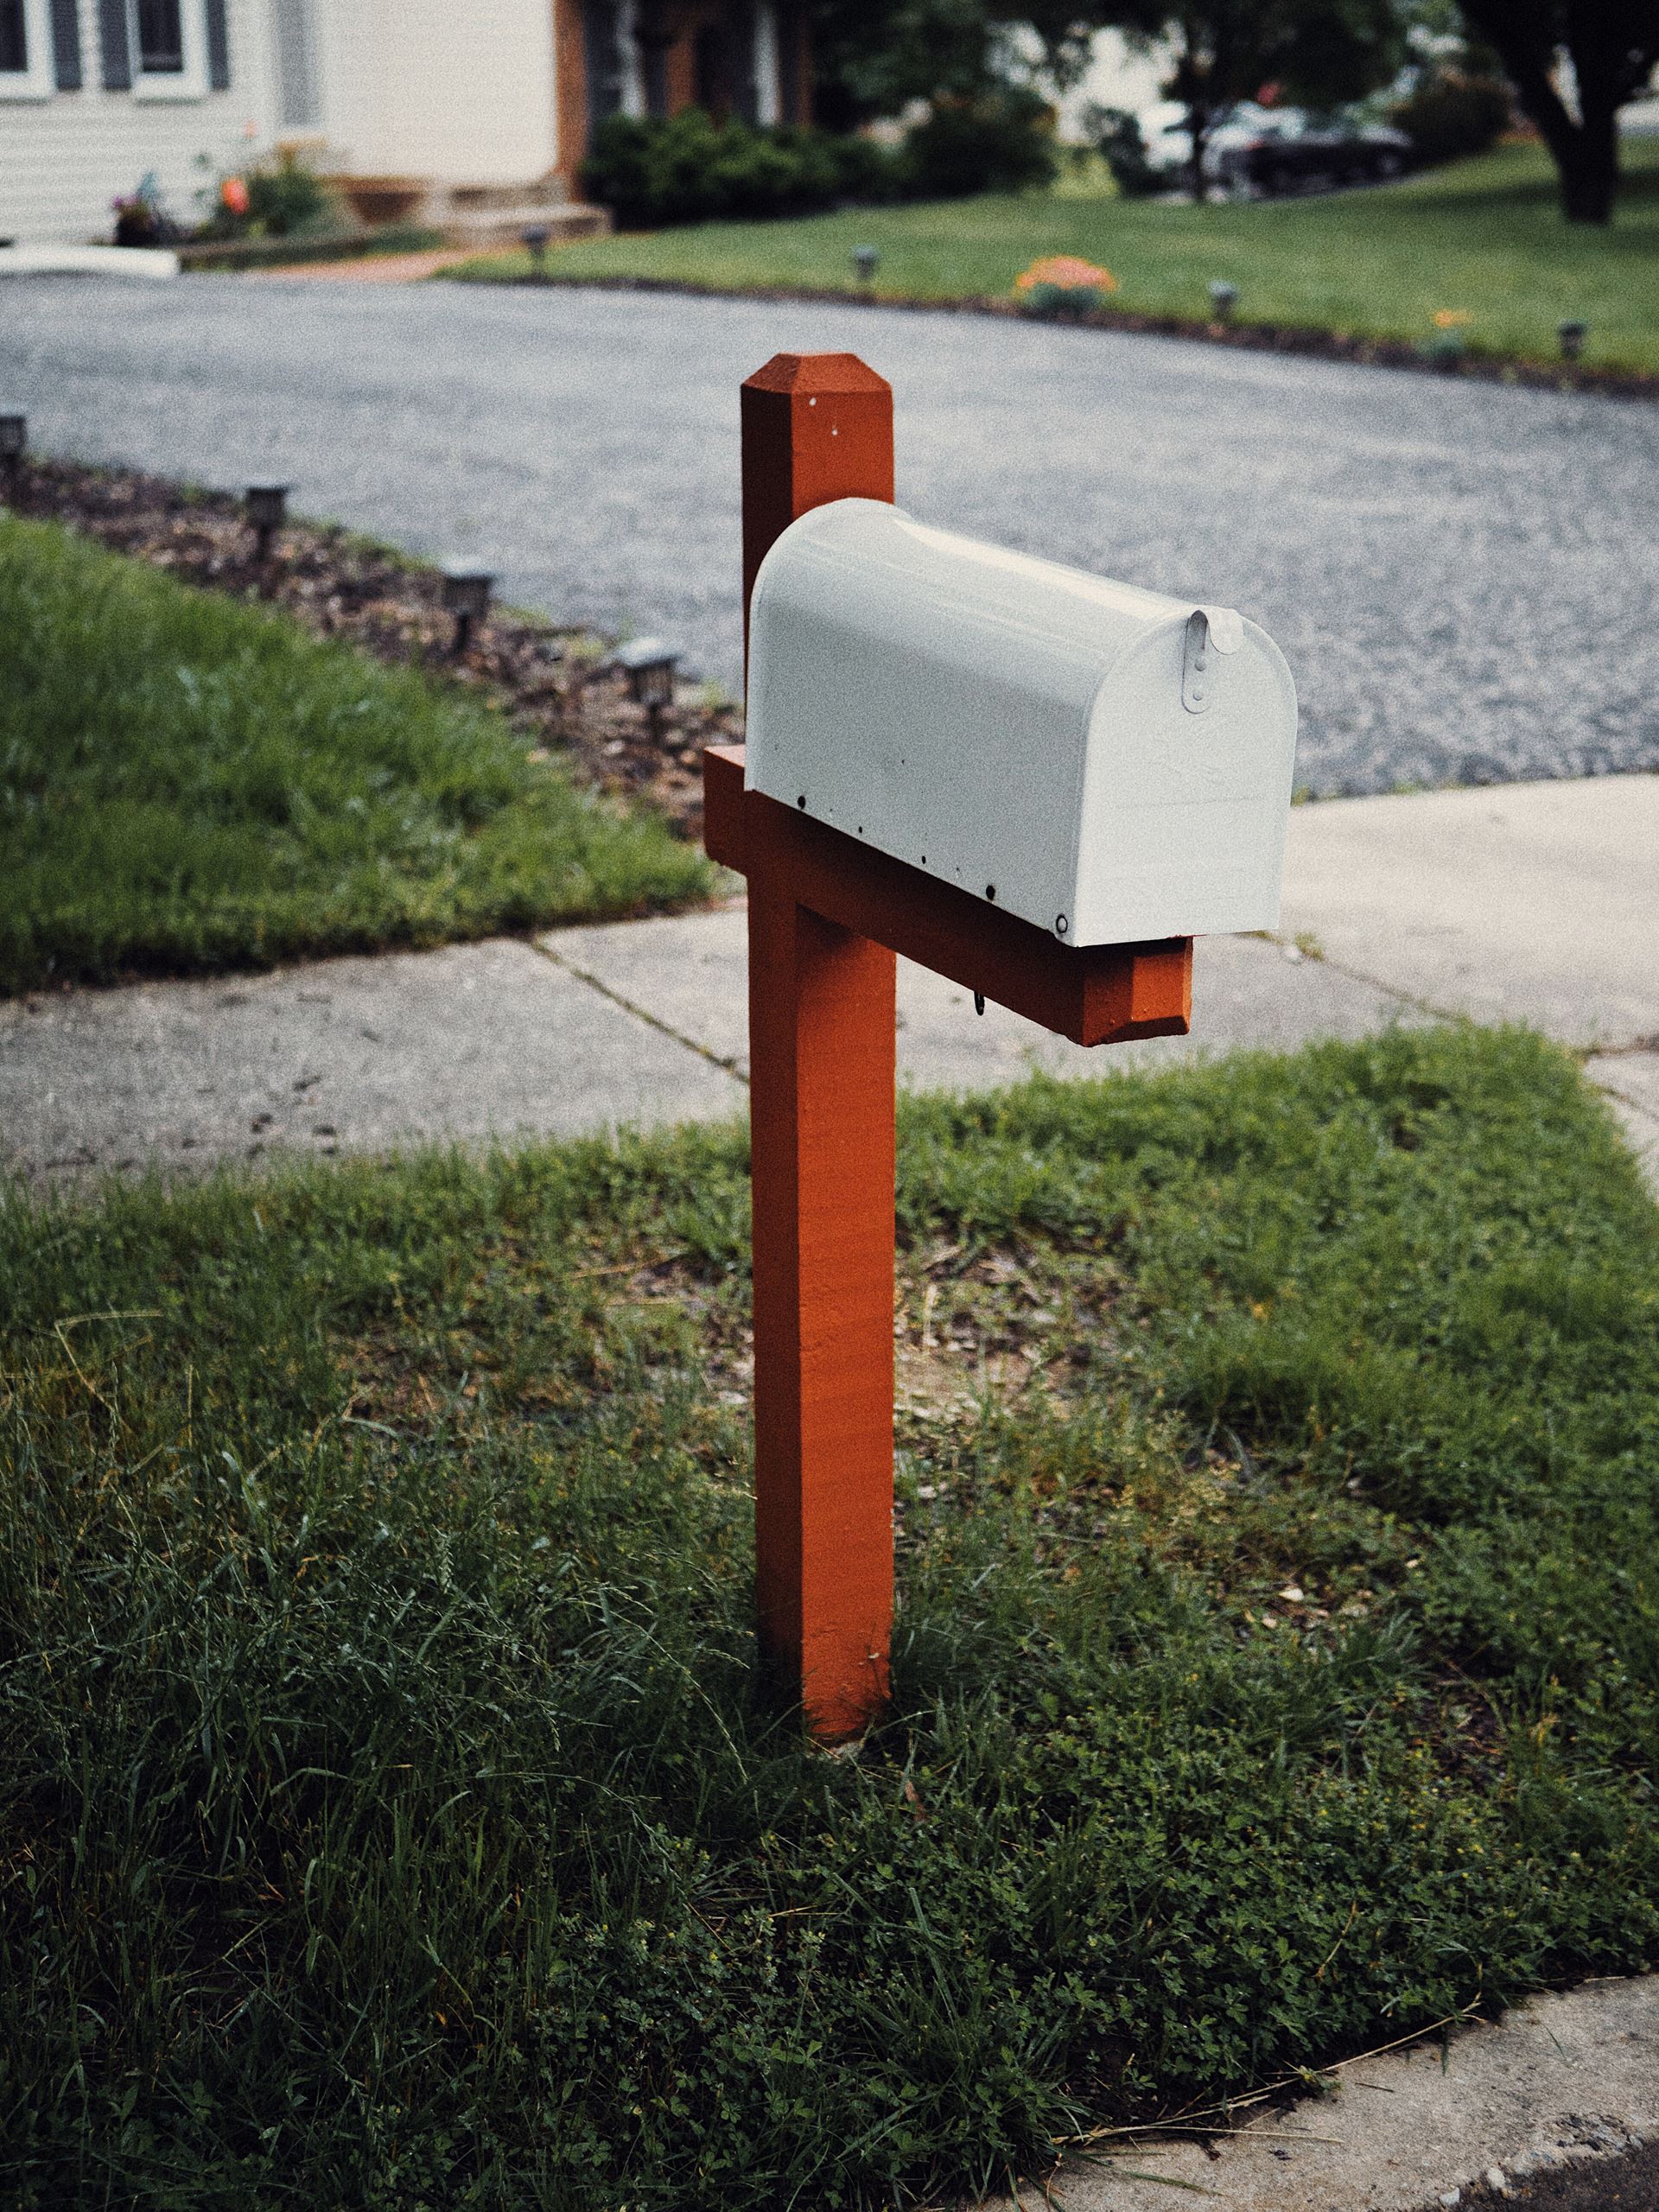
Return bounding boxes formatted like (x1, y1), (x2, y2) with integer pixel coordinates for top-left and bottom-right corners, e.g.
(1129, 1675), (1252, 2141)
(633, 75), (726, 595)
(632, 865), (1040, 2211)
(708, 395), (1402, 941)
(136, 0), (183, 71)
(0, 0), (53, 98)
(130, 0), (206, 97)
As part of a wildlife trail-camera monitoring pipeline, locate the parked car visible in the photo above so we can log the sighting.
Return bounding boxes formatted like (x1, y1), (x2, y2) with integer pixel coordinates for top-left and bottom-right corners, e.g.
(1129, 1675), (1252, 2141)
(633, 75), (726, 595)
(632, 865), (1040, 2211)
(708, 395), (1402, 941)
(1211, 109), (1412, 194)
(1136, 101), (1412, 196)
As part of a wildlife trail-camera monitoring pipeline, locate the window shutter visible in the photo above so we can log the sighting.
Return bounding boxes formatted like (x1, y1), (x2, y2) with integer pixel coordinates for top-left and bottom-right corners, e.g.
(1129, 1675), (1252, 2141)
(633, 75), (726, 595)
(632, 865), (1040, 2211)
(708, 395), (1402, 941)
(205, 0), (230, 87)
(98, 0), (131, 87)
(51, 0), (84, 86)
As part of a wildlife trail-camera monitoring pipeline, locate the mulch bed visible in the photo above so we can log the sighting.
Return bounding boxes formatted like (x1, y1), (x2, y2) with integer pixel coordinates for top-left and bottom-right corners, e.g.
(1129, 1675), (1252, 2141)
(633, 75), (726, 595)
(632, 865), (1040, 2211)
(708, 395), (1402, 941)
(6, 458), (741, 843)
(496, 271), (1659, 404)
(174, 225), (447, 272)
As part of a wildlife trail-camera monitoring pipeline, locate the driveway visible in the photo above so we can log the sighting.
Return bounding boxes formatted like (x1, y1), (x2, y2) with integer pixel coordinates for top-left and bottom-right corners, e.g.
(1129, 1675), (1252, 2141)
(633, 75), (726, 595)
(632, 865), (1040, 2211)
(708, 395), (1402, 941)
(3, 273), (1656, 796)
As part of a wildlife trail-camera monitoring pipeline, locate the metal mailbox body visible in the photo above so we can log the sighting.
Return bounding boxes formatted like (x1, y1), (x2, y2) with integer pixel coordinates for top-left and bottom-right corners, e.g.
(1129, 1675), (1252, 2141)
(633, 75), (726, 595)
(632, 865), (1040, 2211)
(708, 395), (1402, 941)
(747, 499), (1299, 946)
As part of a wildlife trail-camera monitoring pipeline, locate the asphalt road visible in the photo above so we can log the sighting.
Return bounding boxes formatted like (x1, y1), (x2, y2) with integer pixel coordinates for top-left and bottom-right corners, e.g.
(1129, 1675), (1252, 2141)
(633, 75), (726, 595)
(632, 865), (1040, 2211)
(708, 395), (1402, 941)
(3, 272), (1656, 796)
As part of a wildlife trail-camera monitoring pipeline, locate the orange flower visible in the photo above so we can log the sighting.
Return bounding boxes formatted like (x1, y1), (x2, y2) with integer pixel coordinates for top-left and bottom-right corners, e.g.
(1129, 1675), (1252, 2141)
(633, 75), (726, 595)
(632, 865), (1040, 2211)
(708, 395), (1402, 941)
(220, 175), (251, 216)
(1433, 308), (1472, 328)
(1014, 255), (1117, 295)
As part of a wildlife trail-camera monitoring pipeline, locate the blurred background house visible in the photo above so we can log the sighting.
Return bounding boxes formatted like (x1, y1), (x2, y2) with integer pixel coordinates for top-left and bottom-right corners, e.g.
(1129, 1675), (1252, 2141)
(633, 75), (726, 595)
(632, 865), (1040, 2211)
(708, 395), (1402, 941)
(1, 0), (811, 247)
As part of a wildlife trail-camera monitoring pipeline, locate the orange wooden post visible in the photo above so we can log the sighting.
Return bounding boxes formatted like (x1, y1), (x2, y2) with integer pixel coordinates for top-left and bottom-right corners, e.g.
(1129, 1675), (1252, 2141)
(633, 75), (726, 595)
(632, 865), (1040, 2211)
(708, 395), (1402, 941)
(725, 351), (1194, 1740)
(741, 354), (899, 1739)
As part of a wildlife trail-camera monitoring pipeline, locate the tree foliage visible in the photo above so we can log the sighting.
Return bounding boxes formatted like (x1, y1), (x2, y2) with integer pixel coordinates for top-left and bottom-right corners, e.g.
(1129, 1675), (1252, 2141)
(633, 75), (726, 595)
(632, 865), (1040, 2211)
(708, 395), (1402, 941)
(809, 0), (1101, 125)
(810, 0), (1659, 220)
(1097, 0), (1405, 195)
(811, 1), (1404, 194)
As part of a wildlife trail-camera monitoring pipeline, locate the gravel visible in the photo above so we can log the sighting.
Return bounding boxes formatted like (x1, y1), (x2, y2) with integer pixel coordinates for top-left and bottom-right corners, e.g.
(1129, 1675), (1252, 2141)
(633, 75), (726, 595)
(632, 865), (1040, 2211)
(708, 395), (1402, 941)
(3, 272), (1656, 796)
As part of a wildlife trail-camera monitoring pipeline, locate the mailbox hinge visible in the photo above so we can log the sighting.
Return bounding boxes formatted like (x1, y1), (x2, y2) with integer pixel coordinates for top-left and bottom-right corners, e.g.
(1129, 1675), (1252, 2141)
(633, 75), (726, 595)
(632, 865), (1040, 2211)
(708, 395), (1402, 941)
(1182, 605), (1243, 715)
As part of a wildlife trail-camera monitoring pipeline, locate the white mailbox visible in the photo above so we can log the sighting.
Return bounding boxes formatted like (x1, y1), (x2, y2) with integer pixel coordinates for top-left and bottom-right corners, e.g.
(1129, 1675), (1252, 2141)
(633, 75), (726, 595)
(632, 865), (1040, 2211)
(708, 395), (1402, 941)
(747, 499), (1298, 946)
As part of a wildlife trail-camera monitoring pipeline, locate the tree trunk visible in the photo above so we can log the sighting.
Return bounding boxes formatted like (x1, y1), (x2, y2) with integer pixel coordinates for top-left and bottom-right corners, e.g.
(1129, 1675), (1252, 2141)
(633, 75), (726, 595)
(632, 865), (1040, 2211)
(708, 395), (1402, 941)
(1188, 100), (1209, 200)
(1459, 0), (1654, 222)
(1555, 116), (1618, 224)
(1558, 35), (1624, 227)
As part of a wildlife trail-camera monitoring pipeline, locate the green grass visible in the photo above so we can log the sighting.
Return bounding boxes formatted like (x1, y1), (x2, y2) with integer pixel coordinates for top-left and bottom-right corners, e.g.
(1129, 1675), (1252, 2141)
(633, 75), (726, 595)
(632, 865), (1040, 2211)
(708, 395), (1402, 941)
(0, 516), (708, 993)
(454, 139), (1659, 375)
(3, 1026), (1657, 2209)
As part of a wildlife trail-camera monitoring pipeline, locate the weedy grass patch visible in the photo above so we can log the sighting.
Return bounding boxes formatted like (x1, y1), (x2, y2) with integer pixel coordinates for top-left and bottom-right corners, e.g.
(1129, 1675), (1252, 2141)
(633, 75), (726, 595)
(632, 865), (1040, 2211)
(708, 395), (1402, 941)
(451, 139), (1659, 378)
(0, 515), (708, 993)
(2, 1027), (1656, 2208)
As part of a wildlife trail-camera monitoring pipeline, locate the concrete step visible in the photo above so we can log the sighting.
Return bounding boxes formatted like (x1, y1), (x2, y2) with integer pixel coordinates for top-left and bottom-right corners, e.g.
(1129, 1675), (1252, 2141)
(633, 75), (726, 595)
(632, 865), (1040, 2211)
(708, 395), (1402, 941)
(442, 178), (577, 213)
(437, 202), (612, 250)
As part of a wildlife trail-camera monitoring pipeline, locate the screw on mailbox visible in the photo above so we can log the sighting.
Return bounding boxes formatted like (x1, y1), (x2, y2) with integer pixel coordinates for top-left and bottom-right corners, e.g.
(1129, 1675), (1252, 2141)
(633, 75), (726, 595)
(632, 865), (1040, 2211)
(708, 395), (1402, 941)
(1558, 318), (1587, 361)
(522, 223), (550, 276)
(706, 350), (1300, 1740)
(244, 484), (290, 565)
(611, 637), (683, 743)
(441, 562), (495, 657)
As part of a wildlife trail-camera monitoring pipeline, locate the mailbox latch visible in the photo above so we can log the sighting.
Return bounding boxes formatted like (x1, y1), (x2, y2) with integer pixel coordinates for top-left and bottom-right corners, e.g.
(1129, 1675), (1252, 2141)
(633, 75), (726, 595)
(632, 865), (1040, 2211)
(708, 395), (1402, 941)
(1182, 605), (1243, 715)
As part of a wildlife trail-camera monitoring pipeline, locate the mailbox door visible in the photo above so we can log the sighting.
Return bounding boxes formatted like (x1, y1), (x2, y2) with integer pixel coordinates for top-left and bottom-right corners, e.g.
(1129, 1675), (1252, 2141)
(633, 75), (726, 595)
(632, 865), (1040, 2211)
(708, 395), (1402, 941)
(1071, 616), (1299, 944)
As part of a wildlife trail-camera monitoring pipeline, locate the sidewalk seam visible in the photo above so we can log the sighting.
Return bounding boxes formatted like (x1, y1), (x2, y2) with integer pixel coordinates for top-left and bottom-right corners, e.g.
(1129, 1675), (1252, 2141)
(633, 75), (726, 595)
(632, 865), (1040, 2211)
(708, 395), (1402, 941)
(534, 943), (750, 1086)
(1285, 943), (1655, 1057)
(1269, 941), (1451, 1026)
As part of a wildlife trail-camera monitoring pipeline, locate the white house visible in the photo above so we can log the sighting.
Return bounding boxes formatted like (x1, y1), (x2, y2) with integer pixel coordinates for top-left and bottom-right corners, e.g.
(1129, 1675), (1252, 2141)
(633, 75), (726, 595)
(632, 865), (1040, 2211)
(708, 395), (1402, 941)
(2, 1), (811, 247)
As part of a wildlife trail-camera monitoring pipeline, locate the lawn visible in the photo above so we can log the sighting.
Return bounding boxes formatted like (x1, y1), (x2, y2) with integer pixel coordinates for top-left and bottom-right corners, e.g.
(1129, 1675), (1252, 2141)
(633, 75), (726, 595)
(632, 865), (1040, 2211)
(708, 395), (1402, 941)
(3, 1026), (1656, 2209)
(0, 515), (709, 994)
(452, 139), (1659, 376)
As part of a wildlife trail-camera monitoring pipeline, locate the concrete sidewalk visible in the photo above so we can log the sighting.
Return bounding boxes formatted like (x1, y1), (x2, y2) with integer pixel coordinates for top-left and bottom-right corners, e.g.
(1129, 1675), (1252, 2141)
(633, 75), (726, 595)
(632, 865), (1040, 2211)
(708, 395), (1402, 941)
(991, 1974), (1659, 2212)
(2, 776), (1656, 1190)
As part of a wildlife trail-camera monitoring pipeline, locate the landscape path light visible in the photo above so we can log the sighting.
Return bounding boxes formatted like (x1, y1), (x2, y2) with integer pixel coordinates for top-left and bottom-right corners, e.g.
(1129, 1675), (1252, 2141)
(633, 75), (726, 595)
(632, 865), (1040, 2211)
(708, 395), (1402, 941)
(441, 561), (495, 657)
(1209, 279), (1238, 319)
(1558, 318), (1587, 361)
(704, 351), (1299, 1739)
(612, 635), (683, 741)
(244, 483), (289, 564)
(522, 223), (550, 277)
(0, 410), (24, 501)
(852, 244), (880, 286)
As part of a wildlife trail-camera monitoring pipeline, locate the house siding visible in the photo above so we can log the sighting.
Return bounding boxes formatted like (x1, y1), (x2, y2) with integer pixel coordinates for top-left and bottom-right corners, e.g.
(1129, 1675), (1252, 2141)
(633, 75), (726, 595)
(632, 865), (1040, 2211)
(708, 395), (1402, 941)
(1, 0), (278, 244)
(310, 0), (557, 185)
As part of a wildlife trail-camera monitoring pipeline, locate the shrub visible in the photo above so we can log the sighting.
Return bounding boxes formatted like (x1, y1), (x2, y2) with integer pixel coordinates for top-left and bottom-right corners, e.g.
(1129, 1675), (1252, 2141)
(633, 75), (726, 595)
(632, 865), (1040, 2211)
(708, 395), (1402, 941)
(1389, 73), (1512, 167)
(902, 87), (1058, 199)
(245, 149), (334, 237)
(581, 109), (905, 228)
(828, 128), (911, 205)
(193, 149), (336, 242)
(580, 96), (1055, 230)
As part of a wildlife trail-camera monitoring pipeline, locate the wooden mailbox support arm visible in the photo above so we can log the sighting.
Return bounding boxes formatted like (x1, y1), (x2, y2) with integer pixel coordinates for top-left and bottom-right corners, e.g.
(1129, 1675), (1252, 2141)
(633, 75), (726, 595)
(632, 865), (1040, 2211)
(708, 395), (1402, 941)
(724, 353), (1192, 1739)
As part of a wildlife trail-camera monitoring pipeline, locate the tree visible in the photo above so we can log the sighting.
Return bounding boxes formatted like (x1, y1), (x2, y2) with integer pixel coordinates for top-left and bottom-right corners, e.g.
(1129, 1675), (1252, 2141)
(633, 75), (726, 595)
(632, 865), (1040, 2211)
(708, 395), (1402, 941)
(810, 0), (1103, 127)
(810, 0), (1001, 127)
(1451, 1), (1659, 223)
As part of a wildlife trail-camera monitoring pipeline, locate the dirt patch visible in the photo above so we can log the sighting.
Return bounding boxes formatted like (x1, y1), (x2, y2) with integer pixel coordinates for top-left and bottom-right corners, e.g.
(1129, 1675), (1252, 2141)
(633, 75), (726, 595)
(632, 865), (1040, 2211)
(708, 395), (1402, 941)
(7, 457), (743, 844)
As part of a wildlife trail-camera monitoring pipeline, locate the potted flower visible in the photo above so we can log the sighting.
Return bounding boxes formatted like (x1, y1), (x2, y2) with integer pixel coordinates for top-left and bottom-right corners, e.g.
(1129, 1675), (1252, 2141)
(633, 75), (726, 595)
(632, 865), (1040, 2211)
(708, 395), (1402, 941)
(111, 173), (170, 247)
